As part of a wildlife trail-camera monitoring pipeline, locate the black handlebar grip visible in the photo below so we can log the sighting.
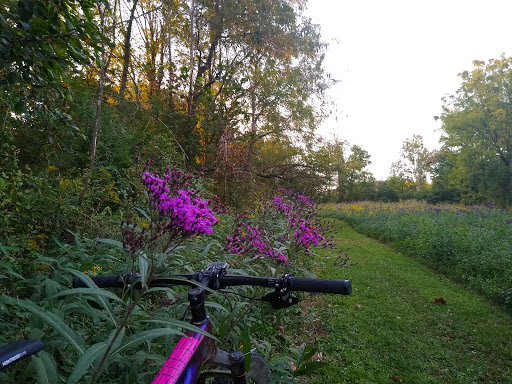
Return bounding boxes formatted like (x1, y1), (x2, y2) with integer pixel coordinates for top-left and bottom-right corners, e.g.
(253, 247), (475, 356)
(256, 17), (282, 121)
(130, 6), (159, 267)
(0, 340), (44, 371)
(288, 277), (352, 295)
(73, 275), (124, 288)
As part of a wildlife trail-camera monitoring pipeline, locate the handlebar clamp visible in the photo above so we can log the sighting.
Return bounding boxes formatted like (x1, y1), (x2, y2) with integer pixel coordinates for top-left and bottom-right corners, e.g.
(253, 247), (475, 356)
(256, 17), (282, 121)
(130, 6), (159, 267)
(262, 273), (299, 309)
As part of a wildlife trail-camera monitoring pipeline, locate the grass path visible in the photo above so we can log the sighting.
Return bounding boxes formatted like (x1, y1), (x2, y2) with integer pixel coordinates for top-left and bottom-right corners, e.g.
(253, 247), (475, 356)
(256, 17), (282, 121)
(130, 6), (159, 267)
(306, 219), (512, 383)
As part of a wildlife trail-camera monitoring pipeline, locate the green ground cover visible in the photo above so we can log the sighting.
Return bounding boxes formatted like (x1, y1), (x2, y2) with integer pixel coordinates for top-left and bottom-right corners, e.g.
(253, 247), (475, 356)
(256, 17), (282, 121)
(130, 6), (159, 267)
(305, 219), (512, 383)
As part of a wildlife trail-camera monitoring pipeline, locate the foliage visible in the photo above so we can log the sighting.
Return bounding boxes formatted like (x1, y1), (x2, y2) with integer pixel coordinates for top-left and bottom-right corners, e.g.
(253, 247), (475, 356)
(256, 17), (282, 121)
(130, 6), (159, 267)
(225, 188), (339, 267)
(390, 134), (435, 192)
(0, 156), (338, 383)
(324, 201), (512, 310)
(0, 0), (106, 90)
(437, 55), (512, 206)
(305, 139), (375, 203)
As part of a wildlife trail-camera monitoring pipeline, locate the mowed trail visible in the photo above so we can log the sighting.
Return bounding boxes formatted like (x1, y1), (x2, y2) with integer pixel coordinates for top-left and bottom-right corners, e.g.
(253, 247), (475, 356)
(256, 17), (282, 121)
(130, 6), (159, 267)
(307, 219), (512, 383)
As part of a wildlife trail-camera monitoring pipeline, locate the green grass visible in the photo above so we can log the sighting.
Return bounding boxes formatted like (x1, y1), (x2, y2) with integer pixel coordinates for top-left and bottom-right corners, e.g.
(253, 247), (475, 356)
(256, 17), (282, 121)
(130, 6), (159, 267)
(304, 219), (512, 383)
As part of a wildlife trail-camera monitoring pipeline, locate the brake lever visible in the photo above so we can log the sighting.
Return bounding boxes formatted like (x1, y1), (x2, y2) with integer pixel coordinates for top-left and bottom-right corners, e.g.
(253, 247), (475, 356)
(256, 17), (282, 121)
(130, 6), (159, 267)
(261, 273), (299, 309)
(261, 290), (299, 309)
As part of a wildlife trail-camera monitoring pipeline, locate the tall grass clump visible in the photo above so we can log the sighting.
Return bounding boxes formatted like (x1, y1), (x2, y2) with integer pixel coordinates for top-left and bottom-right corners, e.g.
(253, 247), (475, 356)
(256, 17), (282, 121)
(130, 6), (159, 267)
(322, 201), (512, 310)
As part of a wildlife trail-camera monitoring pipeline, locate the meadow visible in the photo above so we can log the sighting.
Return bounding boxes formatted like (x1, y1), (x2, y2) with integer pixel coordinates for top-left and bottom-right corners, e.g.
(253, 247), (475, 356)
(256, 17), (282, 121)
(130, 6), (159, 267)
(321, 201), (512, 311)
(306, 220), (512, 383)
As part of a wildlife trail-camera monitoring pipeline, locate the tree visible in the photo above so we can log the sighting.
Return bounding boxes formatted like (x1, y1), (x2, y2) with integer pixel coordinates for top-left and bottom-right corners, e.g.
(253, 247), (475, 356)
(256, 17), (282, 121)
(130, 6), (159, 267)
(0, 0), (106, 92)
(306, 137), (346, 200)
(439, 55), (512, 205)
(0, 0), (108, 168)
(119, 0), (140, 97)
(391, 134), (433, 192)
(337, 144), (373, 201)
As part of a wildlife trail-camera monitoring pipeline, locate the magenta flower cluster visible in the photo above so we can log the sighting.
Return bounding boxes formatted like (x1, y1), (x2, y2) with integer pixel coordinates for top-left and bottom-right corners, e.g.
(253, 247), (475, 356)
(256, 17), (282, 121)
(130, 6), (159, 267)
(142, 172), (218, 236)
(121, 166), (219, 254)
(273, 190), (327, 250)
(226, 216), (289, 264)
(294, 222), (324, 248)
(225, 190), (332, 264)
(272, 196), (292, 213)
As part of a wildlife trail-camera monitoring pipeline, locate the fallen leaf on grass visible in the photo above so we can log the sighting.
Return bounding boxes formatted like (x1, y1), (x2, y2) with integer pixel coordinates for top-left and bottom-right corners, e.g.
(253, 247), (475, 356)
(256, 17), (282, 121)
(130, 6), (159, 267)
(392, 375), (403, 382)
(433, 297), (447, 305)
(445, 337), (452, 341)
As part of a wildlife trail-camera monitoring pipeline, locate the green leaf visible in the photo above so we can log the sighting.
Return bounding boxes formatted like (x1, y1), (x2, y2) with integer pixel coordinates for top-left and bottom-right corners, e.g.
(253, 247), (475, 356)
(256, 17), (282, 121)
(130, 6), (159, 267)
(139, 317), (216, 340)
(68, 271), (119, 326)
(0, 243), (21, 255)
(139, 253), (149, 287)
(111, 328), (184, 357)
(96, 238), (125, 250)
(49, 287), (123, 303)
(204, 301), (230, 313)
(20, 20), (31, 30)
(32, 351), (57, 384)
(135, 207), (151, 222)
(106, 327), (125, 355)
(0, 267), (25, 281)
(299, 344), (315, 362)
(13, 100), (27, 114)
(67, 341), (108, 384)
(294, 361), (327, 376)
(200, 242), (213, 258)
(242, 323), (252, 372)
(11, 298), (86, 354)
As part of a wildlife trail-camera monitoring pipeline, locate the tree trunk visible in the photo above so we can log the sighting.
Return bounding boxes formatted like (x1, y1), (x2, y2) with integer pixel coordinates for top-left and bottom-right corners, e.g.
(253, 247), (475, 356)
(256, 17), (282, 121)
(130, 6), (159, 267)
(119, 0), (139, 97)
(167, 0), (174, 108)
(187, 0), (195, 115)
(82, 5), (107, 199)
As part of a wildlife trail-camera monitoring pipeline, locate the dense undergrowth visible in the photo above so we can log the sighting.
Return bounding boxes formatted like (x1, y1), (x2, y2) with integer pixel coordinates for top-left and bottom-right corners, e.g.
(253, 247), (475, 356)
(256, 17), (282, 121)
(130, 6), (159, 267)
(322, 201), (512, 311)
(0, 157), (340, 383)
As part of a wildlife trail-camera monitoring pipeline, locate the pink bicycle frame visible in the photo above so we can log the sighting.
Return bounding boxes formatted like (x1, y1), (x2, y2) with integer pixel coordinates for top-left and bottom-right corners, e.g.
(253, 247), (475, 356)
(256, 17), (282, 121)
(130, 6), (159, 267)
(151, 319), (216, 384)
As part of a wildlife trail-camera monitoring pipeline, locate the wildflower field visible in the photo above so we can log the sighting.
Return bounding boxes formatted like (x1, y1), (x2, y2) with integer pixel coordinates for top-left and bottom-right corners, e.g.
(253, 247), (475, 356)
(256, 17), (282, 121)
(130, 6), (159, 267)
(322, 201), (512, 310)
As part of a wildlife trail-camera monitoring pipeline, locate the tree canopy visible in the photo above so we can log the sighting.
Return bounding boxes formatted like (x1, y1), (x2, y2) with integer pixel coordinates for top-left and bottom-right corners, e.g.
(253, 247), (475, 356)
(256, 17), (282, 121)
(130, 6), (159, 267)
(437, 55), (512, 205)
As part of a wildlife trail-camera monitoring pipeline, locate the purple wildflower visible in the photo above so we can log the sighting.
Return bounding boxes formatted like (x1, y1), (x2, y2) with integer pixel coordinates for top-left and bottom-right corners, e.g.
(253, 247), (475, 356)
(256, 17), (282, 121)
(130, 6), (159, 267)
(226, 190), (331, 264)
(297, 194), (314, 206)
(294, 222), (325, 248)
(273, 196), (292, 213)
(142, 172), (218, 236)
(225, 217), (289, 264)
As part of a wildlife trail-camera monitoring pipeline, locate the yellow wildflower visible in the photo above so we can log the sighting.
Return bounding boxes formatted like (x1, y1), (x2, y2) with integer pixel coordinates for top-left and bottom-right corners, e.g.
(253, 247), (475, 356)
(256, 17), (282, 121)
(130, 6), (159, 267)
(28, 239), (39, 250)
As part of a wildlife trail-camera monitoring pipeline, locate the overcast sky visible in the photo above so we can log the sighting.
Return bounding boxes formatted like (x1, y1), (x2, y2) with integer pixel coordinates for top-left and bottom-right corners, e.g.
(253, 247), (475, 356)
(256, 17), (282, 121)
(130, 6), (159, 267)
(306, 0), (512, 180)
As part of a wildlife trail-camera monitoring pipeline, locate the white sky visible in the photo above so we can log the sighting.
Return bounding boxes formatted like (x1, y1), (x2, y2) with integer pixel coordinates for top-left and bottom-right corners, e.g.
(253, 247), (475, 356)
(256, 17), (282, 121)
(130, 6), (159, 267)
(306, 0), (512, 180)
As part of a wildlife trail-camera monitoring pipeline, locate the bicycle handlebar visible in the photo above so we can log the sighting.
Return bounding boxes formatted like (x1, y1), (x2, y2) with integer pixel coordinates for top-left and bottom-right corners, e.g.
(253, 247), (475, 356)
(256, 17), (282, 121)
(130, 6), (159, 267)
(0, 340), (44, 371)
(219, 275), (351, 295)
(73, 272), (352, 295)
(289, 277), (352, 295)
(73, 274), (127, 288)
